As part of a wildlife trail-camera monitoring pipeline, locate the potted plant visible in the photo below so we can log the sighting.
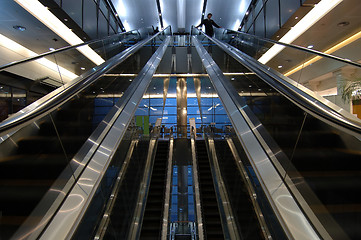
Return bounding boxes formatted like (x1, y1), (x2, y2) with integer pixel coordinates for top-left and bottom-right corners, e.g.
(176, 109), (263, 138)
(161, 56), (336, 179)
(341, 77), (361, 102)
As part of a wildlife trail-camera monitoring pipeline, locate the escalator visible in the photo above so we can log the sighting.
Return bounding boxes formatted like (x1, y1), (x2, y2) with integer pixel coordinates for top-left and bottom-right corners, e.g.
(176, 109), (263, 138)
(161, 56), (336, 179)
(194, 27), (361, 239)
(0, 98), (93, 239)
(102, 139), (150, 240)
(139, 139), (169, 239)
(247, 95), (361, 239)
(214, 139), (264, 240)
(2, 24), (361, 240)
(195, 139), (224, 240)
(0, 27), (171, 239)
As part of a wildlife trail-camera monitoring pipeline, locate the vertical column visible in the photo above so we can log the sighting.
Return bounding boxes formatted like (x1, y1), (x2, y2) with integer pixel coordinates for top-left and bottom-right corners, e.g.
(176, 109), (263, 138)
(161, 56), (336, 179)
(177, 78), (188, 137)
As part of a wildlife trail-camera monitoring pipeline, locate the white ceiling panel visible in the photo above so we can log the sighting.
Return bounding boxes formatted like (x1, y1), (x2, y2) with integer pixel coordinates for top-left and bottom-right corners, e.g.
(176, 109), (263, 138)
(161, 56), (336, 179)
(205, 0), (251, 30)
(112, 0), (159, 31)
(186, 0), (204, 33)
(112, 0), (250, 33)
(159, 0), (177, 31)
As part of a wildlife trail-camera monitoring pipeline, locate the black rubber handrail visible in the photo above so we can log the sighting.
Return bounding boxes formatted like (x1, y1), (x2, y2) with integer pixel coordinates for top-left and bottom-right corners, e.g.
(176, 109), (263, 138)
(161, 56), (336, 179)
(0, 28), (141, 71)
(0, 26), (171, 136)
(192, 26), (361, 138)
(223, 29), (361, 68)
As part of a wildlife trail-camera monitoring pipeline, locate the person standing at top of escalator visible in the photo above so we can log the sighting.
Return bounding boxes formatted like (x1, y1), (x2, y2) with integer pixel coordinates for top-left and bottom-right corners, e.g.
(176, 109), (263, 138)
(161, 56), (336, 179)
(196, 13), (221, 37)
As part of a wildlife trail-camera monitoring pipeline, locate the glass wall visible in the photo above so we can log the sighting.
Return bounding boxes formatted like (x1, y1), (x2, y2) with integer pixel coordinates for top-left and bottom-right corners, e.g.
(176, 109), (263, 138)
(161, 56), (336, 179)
(0, 84), (41, 122)
(240, 0), (307, 39)
(41, 0), (125, 39)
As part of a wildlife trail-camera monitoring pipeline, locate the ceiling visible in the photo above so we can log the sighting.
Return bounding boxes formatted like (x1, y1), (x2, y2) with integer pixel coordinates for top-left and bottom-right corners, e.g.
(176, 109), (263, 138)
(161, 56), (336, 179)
(266, 0), (361, 94)
(0, 0), (360, 95)
(111, 0), (251, 33)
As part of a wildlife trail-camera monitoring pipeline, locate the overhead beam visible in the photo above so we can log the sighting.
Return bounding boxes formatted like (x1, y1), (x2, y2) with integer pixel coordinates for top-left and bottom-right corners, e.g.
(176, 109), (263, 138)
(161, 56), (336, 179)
(155, 0), (164, 29)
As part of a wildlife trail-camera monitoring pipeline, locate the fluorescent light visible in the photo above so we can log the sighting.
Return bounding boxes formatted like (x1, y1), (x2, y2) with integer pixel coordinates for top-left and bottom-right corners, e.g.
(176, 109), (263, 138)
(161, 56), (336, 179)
(284, 29), (361, 76)
(0, 33), (78, 80)
(115, 0), (127, 17)
(14, 0), (105, 65)
(233, 19), (241, 31)
(258, 0), (343, 64)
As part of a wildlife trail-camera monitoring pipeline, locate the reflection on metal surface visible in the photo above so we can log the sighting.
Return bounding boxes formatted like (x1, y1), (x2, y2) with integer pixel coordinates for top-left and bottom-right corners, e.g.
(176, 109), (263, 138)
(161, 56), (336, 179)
(59, 194), (85, 213)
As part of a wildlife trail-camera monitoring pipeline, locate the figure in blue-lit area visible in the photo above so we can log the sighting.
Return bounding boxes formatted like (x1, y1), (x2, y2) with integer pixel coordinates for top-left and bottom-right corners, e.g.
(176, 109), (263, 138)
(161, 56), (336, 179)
(196, 13), (221, 37)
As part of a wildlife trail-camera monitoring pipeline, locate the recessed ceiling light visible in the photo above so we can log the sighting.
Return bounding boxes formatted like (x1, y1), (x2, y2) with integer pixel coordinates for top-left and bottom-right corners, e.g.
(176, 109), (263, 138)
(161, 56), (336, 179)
(295, 16), (299, 19)
(231, 77), (235, 80)
(15, 0), (104, 65)
(278, 65), (283, 68)
(49, 47), (55, 51)
(307, 45), (314, 48)
(0, 33), (78, 80)
(285, 29), (361, 76)
(337, 21), (349, 27)
(258, 0), (342, 64)
(13, 25), (26, 31)
(80, 67), (85, 70)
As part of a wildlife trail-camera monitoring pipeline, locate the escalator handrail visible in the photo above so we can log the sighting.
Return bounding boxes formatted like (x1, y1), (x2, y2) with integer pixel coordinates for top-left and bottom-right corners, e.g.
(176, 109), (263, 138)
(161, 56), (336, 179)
(36, 36), (171, 240)
(0, 28), (142, 71)
(192, 27), (361, 138)
(222, 28), (361, 68)
(0, 26), (171, 137)
(192, 35), (322, 239)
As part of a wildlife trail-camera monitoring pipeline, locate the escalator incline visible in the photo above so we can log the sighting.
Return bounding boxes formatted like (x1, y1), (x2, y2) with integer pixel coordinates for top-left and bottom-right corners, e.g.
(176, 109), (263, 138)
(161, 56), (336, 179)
(140, 139), (169, 239)
(103, 139), (150, 239)
(196, 139), (224, 240)
(214, 139), (264, 240)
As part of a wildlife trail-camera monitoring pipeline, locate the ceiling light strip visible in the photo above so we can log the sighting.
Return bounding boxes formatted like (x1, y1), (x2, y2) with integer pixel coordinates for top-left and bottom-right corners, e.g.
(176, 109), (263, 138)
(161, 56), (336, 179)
(258, 0), (343, 64)
(14, 0), (105, 65)
(284, 29), (361, 76)
(0, 33), (78, 80)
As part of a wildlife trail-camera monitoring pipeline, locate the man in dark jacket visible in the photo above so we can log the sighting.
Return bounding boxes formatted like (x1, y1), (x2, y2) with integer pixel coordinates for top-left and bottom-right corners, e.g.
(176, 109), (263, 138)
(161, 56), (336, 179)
(196, 13), (221, 37)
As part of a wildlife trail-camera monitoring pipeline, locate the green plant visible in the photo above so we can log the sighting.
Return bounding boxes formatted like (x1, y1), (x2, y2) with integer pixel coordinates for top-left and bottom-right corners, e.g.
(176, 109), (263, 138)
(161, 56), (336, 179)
(341, 77), (361, 102)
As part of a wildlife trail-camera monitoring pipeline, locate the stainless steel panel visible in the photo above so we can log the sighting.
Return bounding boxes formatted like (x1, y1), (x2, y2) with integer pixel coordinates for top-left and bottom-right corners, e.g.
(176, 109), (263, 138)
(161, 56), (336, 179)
(190, 135), (204, 240)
